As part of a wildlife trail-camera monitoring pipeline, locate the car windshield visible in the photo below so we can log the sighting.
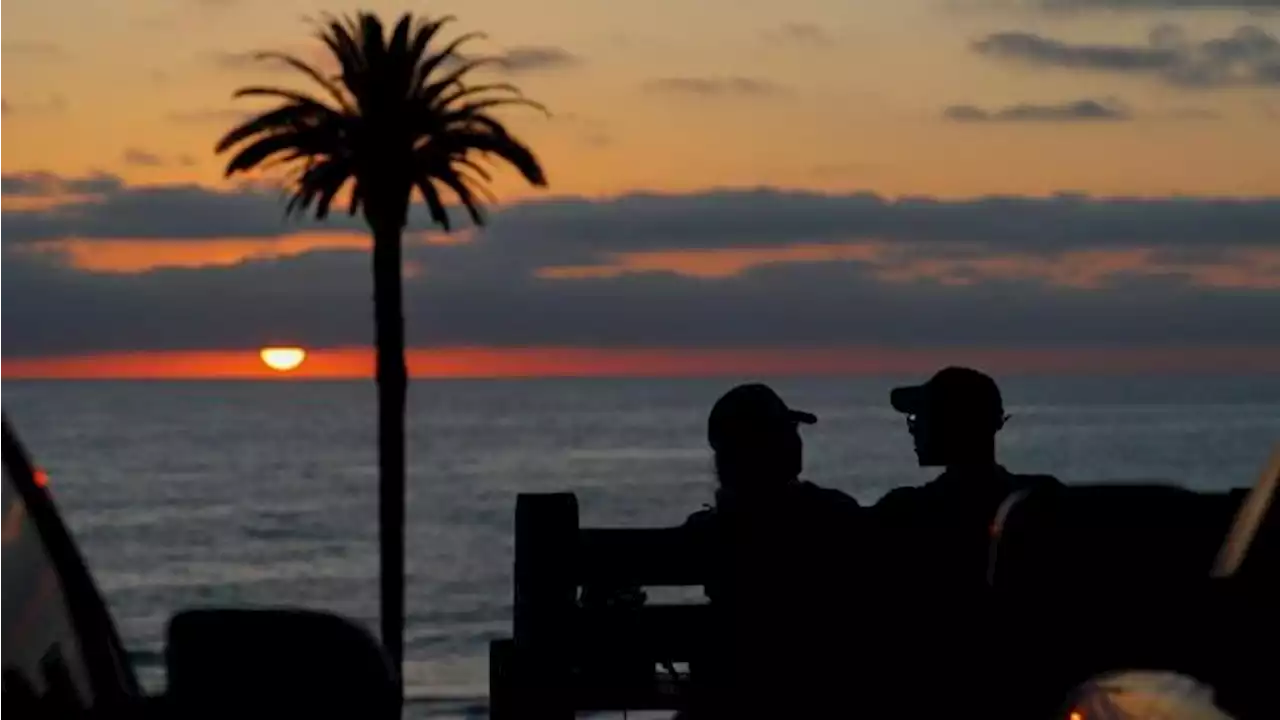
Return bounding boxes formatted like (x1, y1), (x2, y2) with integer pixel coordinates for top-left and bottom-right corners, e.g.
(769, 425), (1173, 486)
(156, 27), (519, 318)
(2, 464), (94, 707)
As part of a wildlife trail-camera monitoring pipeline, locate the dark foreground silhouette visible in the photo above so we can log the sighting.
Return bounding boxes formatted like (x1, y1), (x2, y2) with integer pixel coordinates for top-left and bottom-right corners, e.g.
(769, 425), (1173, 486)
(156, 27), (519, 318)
(214, 10), (551, 686)
(657, 374), (1266, 719)
(876, 367), (1063, 588)
(678, 384), (862, 717)
(5, 381), (1275, 720)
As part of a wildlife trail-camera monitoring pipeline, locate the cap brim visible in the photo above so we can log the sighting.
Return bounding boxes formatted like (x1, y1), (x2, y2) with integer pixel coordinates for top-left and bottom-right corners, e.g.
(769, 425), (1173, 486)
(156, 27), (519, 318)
(890, 385), (925, 415)
(789, 409), (818, 425)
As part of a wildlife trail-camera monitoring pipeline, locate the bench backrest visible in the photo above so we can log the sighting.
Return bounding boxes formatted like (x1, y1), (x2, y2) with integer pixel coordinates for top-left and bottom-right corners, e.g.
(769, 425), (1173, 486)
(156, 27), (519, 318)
(990, 483), (1244, 590)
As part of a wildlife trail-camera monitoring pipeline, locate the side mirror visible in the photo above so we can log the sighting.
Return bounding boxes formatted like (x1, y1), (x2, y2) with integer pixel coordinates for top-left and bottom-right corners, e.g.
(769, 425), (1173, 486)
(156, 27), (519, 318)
(164, 608), (398, 719)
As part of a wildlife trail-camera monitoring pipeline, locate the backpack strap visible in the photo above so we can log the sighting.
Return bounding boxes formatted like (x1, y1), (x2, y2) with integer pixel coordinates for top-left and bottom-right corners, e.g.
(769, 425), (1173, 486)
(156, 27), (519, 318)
(988, 487), (1035, 586)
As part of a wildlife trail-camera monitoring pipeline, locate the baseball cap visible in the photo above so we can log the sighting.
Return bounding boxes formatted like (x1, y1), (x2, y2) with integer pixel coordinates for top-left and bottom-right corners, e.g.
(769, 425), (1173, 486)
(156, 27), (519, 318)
(708, 383), (817, 452)
(890, 367), (1005, 428)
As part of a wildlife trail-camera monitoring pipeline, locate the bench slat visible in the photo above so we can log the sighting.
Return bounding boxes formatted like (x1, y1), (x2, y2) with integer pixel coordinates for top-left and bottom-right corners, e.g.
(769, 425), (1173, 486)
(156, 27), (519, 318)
(579, 527), (705, 586)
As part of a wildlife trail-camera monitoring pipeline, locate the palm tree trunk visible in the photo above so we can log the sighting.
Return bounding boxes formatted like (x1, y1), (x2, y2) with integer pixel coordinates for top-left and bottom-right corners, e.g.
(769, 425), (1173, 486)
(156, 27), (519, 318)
(372, 219), (408, 703)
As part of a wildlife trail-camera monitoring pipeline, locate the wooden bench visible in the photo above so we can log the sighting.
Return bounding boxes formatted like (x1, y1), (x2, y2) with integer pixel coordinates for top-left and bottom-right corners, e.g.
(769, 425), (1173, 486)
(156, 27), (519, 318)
(490, 484), (1252, 718)
(491, 493), (712, 720)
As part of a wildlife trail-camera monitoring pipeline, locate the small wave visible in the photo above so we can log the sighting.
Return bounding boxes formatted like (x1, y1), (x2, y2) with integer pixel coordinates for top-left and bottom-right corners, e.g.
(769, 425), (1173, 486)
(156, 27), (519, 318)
(567, 448), (706, 462)
(127, 647), (165, 668)
(404, 694), (490, 718)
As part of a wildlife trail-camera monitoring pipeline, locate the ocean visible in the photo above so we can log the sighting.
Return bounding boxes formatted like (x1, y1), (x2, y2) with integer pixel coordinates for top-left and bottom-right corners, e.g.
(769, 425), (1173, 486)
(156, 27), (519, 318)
(3, 375), (1279, 716)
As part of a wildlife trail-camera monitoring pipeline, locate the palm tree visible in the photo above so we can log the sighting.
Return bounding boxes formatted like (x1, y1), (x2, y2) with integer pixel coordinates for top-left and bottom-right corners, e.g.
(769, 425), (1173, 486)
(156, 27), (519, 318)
(215, 12), (548, 693)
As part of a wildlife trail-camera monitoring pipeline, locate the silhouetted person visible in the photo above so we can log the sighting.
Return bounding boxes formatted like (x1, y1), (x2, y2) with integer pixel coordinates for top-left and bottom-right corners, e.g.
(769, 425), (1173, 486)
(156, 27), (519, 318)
(680, 383), (861, 718)
(873, 366), (1061, 587)
(684, 383), (859, 595)
(861, 367), (1063, 719)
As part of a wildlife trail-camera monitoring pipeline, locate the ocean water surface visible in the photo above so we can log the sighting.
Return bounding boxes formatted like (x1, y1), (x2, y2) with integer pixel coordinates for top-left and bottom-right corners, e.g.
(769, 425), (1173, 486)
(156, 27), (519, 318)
(3, 375), (1278, 715)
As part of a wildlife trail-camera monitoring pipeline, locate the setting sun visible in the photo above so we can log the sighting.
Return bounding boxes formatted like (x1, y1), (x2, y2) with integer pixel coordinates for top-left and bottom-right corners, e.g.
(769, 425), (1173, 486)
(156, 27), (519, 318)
(259, 347), (307, 372)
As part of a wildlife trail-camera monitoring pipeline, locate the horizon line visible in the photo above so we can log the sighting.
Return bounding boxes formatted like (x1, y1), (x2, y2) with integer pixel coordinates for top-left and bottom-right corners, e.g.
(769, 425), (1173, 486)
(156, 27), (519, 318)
(4, 345), (1280, 380)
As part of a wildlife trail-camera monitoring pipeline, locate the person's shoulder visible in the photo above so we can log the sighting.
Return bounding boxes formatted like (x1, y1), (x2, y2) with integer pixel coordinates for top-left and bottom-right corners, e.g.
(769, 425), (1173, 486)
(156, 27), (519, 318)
(681, 504), (719, 533)
(869, 479), (959, 525)
(875, 482), (932, 509)
(1004, 469), (1064, 491)
(796, 481), (862, 510)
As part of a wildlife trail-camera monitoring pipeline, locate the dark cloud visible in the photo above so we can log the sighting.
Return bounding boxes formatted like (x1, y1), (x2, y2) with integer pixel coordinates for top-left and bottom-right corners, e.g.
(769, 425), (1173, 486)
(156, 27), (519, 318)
(206, 46), (341, 76)
(1034, 0), (1280, 9)
(492, 46), (582, 73)
(431, 45), (584, 77)
(3, 233), (1277, 356)
(642, 76), (791, 98)
(1, 178), (330, 242)
(944, 98), (1132, 122)
(122, 148), (165, 167)
(212, 42), (579, 82)
(207, 50), (259, 71)
(120, 149), (198, 168)
(2, 42), (66, 60)
(487, 191), (1280, 254)
(765, 23), (834, 46)
(1, 95), (68, 117)
(1, 172), (125, 198)
(2, 176), (1279, 356)
(974, 25), (1280, 88)
(3, 175), (1278, 254)
(554, 113), (613, 148)
(166, 107), (254, 125)
(1166, 106), (1222, 119)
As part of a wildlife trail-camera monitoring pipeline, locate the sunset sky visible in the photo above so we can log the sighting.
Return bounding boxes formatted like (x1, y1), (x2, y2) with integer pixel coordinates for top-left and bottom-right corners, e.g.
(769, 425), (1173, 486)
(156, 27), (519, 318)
(3, 0), (1279, 378)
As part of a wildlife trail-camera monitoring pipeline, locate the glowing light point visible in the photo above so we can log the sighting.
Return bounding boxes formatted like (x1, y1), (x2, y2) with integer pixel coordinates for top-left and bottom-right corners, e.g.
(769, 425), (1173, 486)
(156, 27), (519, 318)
(259, 347), (307, 372)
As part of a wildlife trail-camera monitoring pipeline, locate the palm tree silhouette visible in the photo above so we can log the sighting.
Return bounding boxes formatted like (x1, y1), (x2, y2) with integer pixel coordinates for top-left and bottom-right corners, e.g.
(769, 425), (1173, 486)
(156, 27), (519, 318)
(215, 11), (548, 693)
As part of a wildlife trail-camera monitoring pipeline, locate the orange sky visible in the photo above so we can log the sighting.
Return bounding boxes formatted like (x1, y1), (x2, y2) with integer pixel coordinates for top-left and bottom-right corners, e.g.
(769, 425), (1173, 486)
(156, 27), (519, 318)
(4, 0), (1279, 199)
(4, 1), (1278, 378)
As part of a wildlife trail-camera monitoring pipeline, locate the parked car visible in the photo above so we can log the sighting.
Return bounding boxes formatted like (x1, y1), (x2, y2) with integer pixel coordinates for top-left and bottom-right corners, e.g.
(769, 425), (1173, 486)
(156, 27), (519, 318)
(1, 417), (399, 719)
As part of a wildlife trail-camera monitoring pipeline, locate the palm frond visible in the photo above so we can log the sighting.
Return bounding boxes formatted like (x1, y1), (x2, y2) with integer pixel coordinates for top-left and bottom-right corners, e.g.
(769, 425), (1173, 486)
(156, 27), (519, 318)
(286, 157), (352, 219)
(217, 10), (547, 227)
(458, 170), (499, 206)
(388, 15), (413, 58)
(454, 130), (548, 187)
(443, 96), (550, 121)
(215, 101), (339, 154)
(317, 14), (367, 98)
(411, 32), (486, 93)
(455, 157), (493, 184)
(223, 128), (337, 176)
(407, 15), (457, 71)
(434, 170), (485, 226)
(434, 82), (522, 110)
(253, 52), (354, 113)
(416, 56), (504, 106)
(348, 180), (365, 217)
(414, 177), (451, 230)
(229, 86), (342, 115)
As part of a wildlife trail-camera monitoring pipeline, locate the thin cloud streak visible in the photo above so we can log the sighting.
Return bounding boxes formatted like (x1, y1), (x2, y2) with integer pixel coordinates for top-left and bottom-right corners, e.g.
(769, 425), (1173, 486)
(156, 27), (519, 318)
(974, 25), (1280, 88)
(642, 76), (792, 97)
(943, 98), (1133, 122)
(765, 23), (835, 47)
(1033, 0), (1280, 10)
